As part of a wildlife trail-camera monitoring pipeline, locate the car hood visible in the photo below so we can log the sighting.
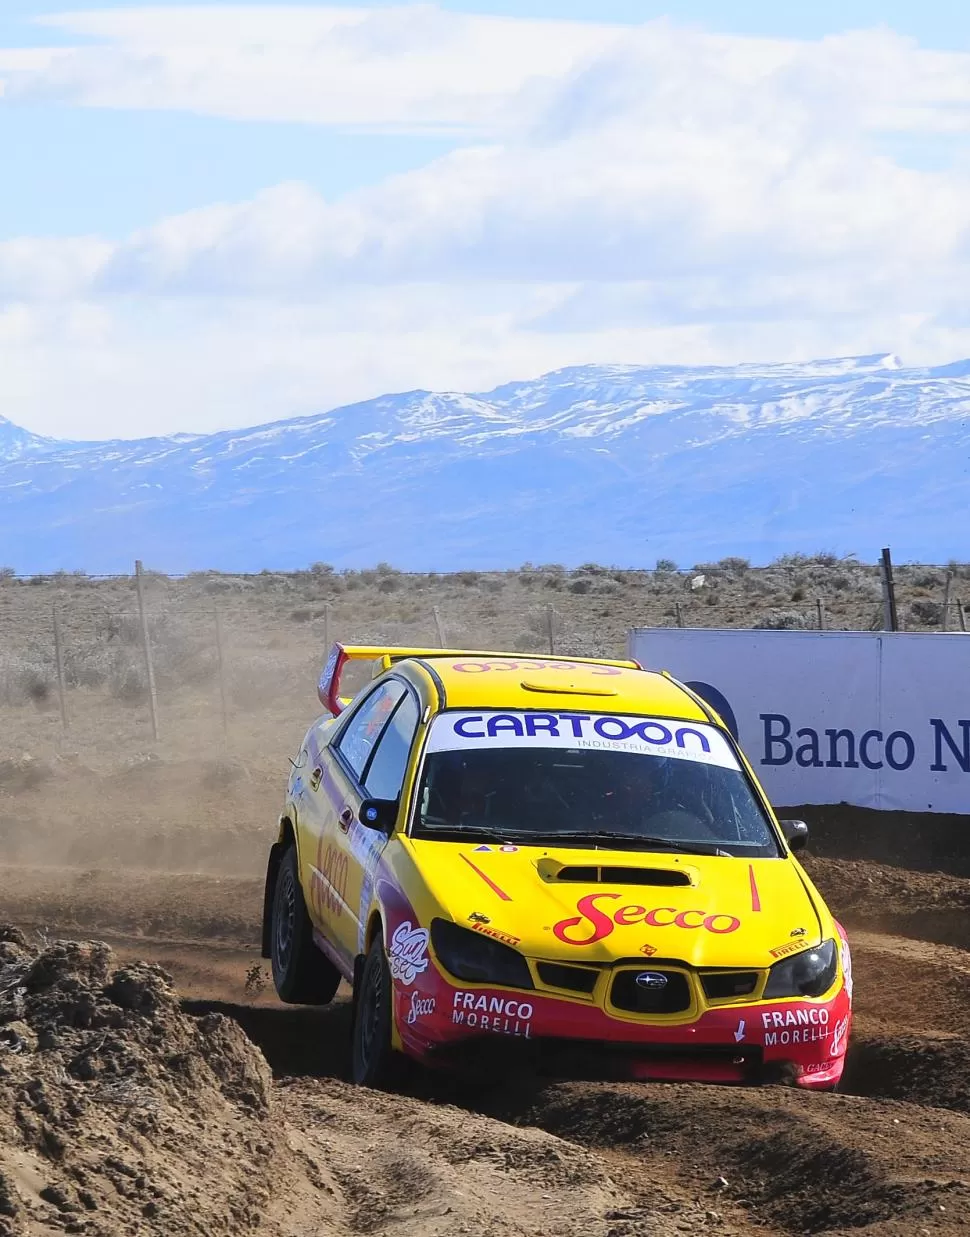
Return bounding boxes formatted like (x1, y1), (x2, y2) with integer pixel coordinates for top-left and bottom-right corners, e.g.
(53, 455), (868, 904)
(407, 840), (826, 968)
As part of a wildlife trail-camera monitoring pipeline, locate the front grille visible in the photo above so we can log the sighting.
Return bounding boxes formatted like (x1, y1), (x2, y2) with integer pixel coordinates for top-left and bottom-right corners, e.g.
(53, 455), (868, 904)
(610, 969), (692, 1015)
(536, 962), (599, 995)
(701, 971), (759, 1000)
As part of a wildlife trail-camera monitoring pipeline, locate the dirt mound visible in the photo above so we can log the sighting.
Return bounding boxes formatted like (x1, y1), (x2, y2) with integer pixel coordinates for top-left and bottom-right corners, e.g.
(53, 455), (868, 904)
(844, 1034), (970, 1113)
(510, 1080), (970, 1235)
(804, 854), (970, 948)
(0, 926), (275, 1234)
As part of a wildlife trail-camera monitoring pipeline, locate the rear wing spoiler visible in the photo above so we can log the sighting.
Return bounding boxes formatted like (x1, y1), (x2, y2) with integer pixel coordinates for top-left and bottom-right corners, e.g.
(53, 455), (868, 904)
(317, 643), (642, 716)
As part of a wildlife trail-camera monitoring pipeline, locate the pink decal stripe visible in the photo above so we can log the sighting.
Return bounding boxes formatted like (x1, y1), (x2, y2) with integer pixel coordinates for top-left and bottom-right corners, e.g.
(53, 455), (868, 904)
(460, 853), (512, 902)
(748, 864), (762, 912)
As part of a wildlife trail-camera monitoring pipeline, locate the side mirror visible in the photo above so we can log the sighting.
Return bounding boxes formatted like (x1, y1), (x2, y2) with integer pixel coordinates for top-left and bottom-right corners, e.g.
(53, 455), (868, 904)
(358, 799), (399, 835)
(780, 819), (809, 852)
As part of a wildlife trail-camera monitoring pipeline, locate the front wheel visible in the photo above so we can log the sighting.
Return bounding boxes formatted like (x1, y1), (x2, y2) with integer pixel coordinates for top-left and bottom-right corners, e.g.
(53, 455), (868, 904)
(270, 846), (341, 1005)
(351, 936), (398, 1087)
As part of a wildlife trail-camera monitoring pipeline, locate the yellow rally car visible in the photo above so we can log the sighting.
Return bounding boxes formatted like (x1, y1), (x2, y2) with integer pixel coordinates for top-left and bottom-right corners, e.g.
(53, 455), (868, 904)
(261, 646), (852, 1088)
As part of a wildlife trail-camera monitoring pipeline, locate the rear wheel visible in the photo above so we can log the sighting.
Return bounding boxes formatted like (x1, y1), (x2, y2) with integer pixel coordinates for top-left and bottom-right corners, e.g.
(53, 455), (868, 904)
(351, 936), (397, 1087)
(270, 846), (341, 1005)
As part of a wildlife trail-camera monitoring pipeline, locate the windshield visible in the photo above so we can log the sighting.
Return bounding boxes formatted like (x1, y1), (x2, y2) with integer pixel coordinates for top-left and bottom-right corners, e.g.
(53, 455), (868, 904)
(413, 710), (780, 857)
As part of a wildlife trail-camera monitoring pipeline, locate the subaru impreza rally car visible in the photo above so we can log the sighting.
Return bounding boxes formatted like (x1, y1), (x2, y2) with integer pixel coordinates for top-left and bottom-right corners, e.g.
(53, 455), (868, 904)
(261, 646), (852, 1089)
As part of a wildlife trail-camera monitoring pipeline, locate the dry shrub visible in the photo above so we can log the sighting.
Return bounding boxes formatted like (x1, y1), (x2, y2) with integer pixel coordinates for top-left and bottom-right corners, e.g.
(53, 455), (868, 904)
(753, 611), (812, 630)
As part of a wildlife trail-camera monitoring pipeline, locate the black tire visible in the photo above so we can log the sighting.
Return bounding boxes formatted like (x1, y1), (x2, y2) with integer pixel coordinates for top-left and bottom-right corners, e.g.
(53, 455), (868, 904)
(270, 846), (341, 1005)
(351, 936), (397, 1087)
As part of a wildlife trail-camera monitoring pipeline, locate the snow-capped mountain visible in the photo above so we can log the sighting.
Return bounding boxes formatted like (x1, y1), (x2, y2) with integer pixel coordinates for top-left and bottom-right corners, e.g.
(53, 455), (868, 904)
(2, 355), (969, 573)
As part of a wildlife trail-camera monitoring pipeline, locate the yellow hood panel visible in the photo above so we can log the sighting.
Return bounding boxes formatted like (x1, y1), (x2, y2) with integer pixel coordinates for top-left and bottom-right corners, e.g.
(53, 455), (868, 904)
(407, 840), (825, 968)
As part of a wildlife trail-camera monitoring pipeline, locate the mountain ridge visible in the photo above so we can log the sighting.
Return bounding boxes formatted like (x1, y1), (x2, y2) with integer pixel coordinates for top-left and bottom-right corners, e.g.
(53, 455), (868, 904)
(2, 355), (968, 573)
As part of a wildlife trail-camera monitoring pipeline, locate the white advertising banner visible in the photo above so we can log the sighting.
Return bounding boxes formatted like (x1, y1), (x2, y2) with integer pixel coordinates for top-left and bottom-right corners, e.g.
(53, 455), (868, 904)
(626, 629), (970, 813)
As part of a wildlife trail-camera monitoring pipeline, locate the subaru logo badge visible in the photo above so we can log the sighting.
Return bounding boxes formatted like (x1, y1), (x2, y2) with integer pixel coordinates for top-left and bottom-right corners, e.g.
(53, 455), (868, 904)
(635, 972), (668, 989)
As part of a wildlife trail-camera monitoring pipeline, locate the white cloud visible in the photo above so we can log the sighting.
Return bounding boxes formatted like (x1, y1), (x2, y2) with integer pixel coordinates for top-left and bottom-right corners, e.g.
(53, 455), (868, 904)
(3, 5), (620, 132)
(3, 8), (970, 438)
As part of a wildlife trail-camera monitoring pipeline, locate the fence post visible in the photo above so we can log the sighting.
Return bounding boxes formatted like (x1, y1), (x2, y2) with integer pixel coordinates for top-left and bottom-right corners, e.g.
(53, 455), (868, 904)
(323, 602), (332, 654)
(135, 560), (159, 740)
(960, 599), (968, 634)
(52, 600), (68, 731)
(214, 603), (229, 750)
(943, 572), (952, 632)
(879, 548), (899, 632)
(816, 597), (826, 630)
(432, 606), (446, 647)
(675, 602), (684, 628)
(546, 605), (556, 654)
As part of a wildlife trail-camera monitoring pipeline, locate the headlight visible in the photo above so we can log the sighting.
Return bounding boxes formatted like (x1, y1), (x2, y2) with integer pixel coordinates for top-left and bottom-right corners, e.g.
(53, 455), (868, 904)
(430, 919), (534, 990)
(763, 938), (838, 999)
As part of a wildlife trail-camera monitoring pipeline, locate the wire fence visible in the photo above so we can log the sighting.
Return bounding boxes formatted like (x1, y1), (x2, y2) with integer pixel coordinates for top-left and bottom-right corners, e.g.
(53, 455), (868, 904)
(1, 557), (967, 764)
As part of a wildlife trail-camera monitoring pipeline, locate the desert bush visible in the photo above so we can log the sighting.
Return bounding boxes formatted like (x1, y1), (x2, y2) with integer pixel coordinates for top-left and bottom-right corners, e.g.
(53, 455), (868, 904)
(753, 611), (811, 630)
(378, 576), (401, 593)
(912, 569), (944, 589)
(109, 655), (147, 703)
(655, 559), (678, 573)
(0, 567), (15, 581)
(717, 556), (750, 574)
(524, 606), (564, 638)
(568, 577), (593, 595)
(791, 586), (806, 602)
(909, 599), (943, 625)
(310, 561), (335, 576)
(290, 608), (314, 622)
(455, 571), (481, 587)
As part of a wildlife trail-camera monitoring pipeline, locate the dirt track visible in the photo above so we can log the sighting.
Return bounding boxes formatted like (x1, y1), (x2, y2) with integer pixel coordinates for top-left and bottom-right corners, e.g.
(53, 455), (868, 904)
(2, 760), (970, 1235)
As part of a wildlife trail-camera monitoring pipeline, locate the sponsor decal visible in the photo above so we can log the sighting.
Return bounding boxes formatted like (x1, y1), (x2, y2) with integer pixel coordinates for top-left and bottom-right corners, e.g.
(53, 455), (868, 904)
(471, 923), (520, 947)
(639, 943), (658, 957)
(499, 845), (519, 853)
(829, 1015), (850, 1057)
(357, 871), (375, 953)
(734, 1019), (746, 1043)
(554, 893), (741, 946)
(761, 1009), (831, 1028)
(309, 840), (349, 922)
(426, 711), (738, 771)
(474, 845), (492, 852)
(635, 972), (668, 989)
(761, 1007), (831, 1047)
(388, 922), (430, 986)
(790, 927), (807, 937)
(450, 660), (622, 677)
(769, 940), (811, 960)
(451, 991), (533, 1037)
(468, 912), (491, 924)
(840, 936), (853, 1002)
(407, 992), (436, 1025)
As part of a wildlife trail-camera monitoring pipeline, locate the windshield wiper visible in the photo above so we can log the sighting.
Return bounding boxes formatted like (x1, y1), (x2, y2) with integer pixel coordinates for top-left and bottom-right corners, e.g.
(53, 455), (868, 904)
(534, 831), (731, 857)
(416, 821), (535, 846)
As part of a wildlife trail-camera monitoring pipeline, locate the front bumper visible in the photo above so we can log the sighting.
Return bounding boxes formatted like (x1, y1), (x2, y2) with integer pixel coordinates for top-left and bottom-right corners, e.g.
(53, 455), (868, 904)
(393, 963), (851, 1089)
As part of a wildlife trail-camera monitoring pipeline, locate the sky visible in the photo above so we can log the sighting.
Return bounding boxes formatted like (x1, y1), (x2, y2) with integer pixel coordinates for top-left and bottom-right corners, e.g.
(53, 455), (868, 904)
(2, 2), (970, 440)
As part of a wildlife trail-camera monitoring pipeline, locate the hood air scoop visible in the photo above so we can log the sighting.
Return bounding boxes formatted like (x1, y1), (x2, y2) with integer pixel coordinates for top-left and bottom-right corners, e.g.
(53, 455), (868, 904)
(539, 859), (693, 887)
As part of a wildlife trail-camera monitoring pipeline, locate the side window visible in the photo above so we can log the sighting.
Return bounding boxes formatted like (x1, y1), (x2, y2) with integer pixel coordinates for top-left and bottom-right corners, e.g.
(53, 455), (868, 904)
(335, 681), (407, 781)
(364, 693), (421, 802)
